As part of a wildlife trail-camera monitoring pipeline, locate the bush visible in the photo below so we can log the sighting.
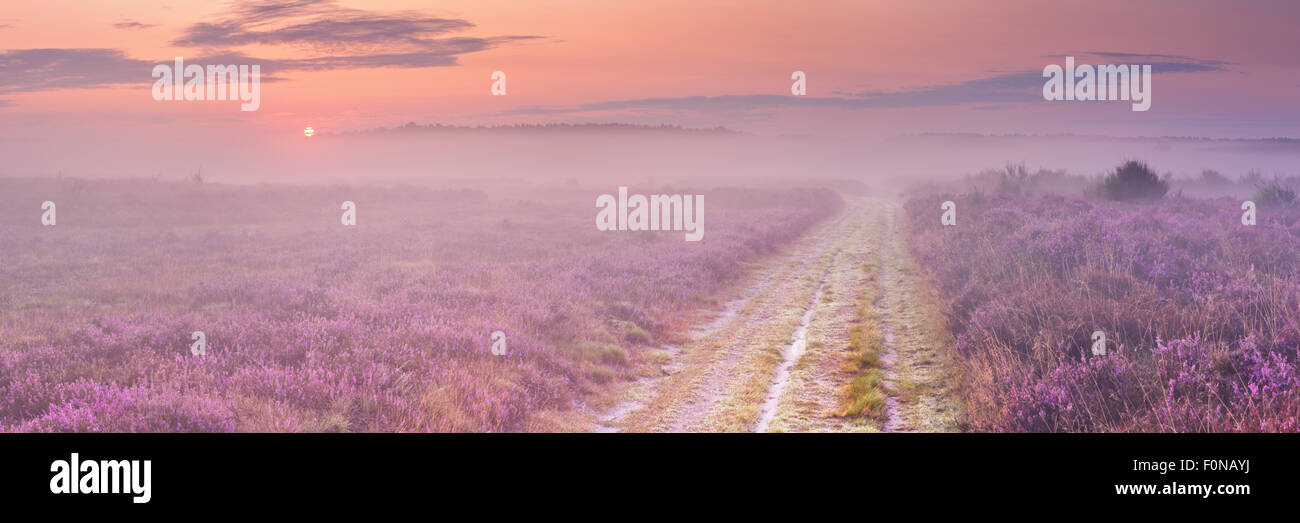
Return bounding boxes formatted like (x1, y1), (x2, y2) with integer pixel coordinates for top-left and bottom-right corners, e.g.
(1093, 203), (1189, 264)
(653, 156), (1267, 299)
(1253, 177), (1297, 207)
(1199, 169), (1228, 184)
(997, 163), (1030, 196)
(1100, 161), (1168, 201)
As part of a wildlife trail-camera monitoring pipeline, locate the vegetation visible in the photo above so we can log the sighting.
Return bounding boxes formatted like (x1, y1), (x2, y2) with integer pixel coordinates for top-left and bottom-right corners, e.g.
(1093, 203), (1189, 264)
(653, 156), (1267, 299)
(0, 177), (839, 432)
(907, 191), (1300, 431)
(1253, 177), (1297, 207)
(1099, 160), (1169, 201)
(839, 255), (887, 420)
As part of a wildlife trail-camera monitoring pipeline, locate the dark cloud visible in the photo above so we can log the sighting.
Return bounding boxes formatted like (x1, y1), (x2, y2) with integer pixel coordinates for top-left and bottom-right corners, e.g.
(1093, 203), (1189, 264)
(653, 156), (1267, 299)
(0, 0), (540, 98)
(1079, 52), (1231, 72)
(0, 49), (153, 93)
(507, 76), (1039, 116)
(172, 0), (537, 55)
(0, 48), (390, 93)
(175, 16), (475, 50)
(0, 41), (548, 95)
(231, 0), (335, 24)
(113, 20), (157, 30)
(836, 71), (1043, 107)
(191, 50), (465, 74)
(513, 52), (1231, 116)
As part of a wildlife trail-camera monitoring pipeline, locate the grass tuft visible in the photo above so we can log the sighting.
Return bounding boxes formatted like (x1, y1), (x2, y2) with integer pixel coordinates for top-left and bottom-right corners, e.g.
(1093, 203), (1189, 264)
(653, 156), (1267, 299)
(838, 248), (888, 422)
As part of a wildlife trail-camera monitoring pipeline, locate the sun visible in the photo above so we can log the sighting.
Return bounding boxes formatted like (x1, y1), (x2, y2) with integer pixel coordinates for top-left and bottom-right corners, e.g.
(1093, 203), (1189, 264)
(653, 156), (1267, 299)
(304, 126), (315, 138)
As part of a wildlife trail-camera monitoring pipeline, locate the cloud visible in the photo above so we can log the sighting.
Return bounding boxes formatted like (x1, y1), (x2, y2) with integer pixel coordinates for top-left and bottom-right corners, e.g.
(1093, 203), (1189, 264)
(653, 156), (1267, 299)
(229, 0), (335, 24)
(0, 49), (154, 93)
(1078, 52), (1230, 73)
(187, 50), (469, 74)
(0, 42), (548, 95)
(0, 1), (540, 97)
(512, 51), (1231, 116)
(507, 75), (1040, 116)
(175, 15), (474, 50)
(0, 48), (372, 93)
(113, 20), (157, 30)
(172, 0), (539, 56)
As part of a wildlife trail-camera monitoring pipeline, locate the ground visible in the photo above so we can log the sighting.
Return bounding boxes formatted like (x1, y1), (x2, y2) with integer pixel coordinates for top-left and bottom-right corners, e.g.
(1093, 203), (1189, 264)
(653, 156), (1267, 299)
(590, 197), (961, 433)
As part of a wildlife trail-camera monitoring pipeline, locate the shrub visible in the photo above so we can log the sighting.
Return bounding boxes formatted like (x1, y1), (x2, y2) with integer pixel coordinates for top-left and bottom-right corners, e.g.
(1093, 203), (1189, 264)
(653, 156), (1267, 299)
(1100, 161), (1168, 201)
(997, 163), (1030, 196)
(1253, 177), (1297, 207)
(1199, 169), (1229, 184)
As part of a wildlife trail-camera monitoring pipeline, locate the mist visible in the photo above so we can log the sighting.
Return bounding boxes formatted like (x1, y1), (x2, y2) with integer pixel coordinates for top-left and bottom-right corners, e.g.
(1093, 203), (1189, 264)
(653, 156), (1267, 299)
(5, 124), (1298, 194)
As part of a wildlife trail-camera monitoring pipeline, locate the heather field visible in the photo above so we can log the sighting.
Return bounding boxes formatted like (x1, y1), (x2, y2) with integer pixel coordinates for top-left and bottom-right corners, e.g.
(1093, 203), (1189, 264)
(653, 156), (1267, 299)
(0, 178), (839, 432)
(907, 192), (1300, 432)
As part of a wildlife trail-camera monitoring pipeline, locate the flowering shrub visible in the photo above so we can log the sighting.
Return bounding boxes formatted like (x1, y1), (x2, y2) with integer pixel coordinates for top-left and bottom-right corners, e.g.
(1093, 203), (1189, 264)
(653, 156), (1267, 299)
(907, 192), (1300, 432)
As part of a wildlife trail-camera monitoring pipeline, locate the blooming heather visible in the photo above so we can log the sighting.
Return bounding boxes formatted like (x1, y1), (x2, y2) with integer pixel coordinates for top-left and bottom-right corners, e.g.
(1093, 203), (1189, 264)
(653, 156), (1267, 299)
(0, 179), (840, 432)
(906, 193), (1300, 432)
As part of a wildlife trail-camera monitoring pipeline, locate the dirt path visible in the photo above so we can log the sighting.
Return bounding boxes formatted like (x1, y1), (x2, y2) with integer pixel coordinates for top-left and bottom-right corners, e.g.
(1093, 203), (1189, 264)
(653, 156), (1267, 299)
(592, 197), (957, 432)
(753, 250), (837, 433)
(874, 201), (960, 432)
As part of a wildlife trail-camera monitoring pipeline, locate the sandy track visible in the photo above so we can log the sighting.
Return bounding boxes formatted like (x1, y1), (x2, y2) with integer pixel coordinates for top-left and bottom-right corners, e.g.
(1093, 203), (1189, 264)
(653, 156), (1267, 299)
(875, 202), (960, 432)
(592, 197), (957, 432)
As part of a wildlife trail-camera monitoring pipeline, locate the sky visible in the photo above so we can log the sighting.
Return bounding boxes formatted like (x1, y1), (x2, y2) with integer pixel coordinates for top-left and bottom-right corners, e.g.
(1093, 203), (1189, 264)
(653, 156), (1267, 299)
(1, 0), (1299, 179)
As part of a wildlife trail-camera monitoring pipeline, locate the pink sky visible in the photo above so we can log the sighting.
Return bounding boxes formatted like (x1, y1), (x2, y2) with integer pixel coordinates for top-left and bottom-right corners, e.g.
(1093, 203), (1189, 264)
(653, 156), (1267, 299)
(1, 0), (1298, 143)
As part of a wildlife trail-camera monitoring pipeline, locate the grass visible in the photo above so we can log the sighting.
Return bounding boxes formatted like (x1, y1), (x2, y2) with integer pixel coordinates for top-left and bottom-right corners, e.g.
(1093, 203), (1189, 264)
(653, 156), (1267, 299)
(893, 377), (924, 406)
(568, 341), (629, 366)
(838, 251), (888, 421)
(1, 177), (844, 432)
(750, 202), (883, 432)
(906, 191), (1300, 432)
